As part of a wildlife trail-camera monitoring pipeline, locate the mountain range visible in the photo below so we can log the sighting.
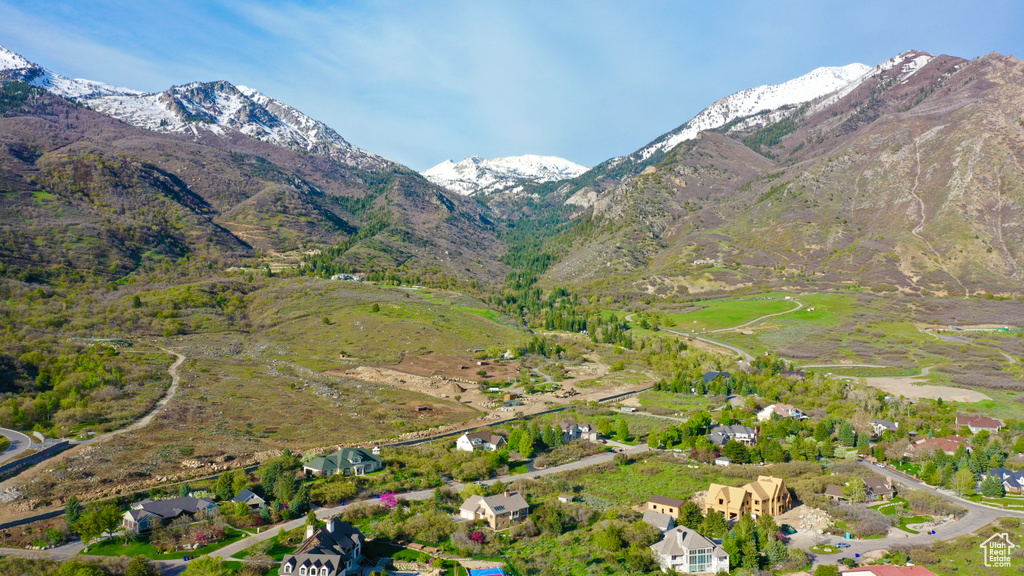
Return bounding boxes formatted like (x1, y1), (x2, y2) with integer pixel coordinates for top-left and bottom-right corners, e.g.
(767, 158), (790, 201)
(423, 154), (588, 196)
(0, 45), (503, 283)
(2, 44), (1023, 298)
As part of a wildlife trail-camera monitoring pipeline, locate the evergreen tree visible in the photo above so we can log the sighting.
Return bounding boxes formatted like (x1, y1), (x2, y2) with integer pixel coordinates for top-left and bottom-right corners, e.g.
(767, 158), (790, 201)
(921, 461), (941, 485)
(64, 495), (82, 529)
(518, 433), (534, 458)
(837, 422), (856, 447)
(179, 483), (191, 498)
(981, 474), (1006, 498)
(616, 419), (629, 442)
(680, 501), (704, 528)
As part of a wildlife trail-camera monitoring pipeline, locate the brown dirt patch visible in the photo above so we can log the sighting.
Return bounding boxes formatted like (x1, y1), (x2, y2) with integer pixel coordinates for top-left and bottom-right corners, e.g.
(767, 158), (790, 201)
(390, 353), (523, 381)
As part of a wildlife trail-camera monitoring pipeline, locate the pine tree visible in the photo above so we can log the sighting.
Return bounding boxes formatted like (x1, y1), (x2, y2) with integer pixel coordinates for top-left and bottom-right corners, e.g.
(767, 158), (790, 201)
(837, 422), (856, 447)
(981, 474), (1006, 498)
(518, 433), (534, 458)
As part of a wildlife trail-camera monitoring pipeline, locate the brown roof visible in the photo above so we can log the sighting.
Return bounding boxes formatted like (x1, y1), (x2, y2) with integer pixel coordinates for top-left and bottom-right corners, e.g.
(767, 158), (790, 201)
(956, 415), (1003, 429)
(912, 435), (967, 454)
(648, 495), (685, 508)
(841, 565), (938, 576)
(824, 484), (844, 498)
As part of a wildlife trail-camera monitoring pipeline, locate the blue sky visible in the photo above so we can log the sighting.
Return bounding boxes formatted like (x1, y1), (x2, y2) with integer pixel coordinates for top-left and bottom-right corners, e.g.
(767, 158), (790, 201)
(1, 0), (1022, 171)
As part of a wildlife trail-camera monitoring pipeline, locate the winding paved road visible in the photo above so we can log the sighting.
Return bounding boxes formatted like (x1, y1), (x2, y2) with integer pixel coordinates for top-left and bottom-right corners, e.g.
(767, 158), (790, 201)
(0, 428), (33, 465)
(808, 460), (1024, 566)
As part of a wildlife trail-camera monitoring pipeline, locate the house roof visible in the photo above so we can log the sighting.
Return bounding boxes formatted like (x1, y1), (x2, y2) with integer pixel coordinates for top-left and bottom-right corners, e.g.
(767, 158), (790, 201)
(232, 489), (264, 503)
(987, 468), (1024, 488)
(305, 447), (382, 473)
(702, 371), (732, 383)
(840, 565), (938, 576)
(650, 526), (724, 557)
(747, 476), (785, 501)
(642, 511), (675, 531)
(824, 484), (844, 498)
(871, 419), (898, 430)
(292, 518), (362, 557)
(464, 432), (505, 445)
(911, 435), (967, 454)
(648, 495), (685, 508)
(133, 496), (215, 520)
(461, 492), (529, 516)
(863, 477), (891, 490)
(956, 415), (1003, 429)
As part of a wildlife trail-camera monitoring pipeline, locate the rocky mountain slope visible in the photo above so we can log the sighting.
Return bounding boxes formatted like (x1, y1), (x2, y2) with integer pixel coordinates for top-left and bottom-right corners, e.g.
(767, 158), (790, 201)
(423, 154), (588, 196)
(0, 82), (504, 283)
(541, 50), (1024, 298)
(0, 46), (388, 171)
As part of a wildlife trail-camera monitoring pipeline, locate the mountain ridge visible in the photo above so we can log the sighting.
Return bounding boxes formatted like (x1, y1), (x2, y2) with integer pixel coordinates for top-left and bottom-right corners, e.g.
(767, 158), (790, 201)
(423, 154), (589, 196)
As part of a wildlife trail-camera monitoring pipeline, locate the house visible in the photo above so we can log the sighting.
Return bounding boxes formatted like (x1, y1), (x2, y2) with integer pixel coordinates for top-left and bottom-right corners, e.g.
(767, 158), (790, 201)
(824, 484), (844, 503)
(642, 511), (676, 533)
(650, 525), (730, 574)
(905, 435), (969, 457)
(280, 517), (363, 576)
(871, 419), (899, 437)
(559, 421), (598, 443)
(303, 447), (383, 477)
(756, 403), (805, 422)
(232, 489), (266, 510)
(456, 432), (507, 452)
(957, 415), (1004, 434)
(705, 476), (791, 520)
(557, 494), (574, 503)
(864, 477), (895, 501)
(984, 468), (1024, 493)
(122, 496), (218, 534)
(647, 496), (686, 518)
(460, 491), (529, 530)
(701, 371), (732, 384)
(714, 456), (732, 467)
(840, 566), (938, 576)
(707, 425), (758, 447)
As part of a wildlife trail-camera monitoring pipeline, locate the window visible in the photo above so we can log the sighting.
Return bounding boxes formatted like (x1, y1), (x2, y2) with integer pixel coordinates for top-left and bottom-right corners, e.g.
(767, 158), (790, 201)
(321, 568), (329, 576)
(299, 567), (307, 576)
(282, 564), (292, 574)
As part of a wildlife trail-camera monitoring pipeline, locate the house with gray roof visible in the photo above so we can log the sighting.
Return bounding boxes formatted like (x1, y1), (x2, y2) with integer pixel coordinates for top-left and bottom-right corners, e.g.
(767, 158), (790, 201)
(232, 488), (266, 510)
(303, 447), (383, 477)
(460, 491), (529, 530)
(642, 511), (676, 533)
(280, 518), (363, 576)
(871, 419), (899, 437)
(650, 525), (729, 574)
(456, 431), (507, 452)
(707, 424), (757, 447)
(985, 467), (1024, 493)
(122, 496), (218, 533)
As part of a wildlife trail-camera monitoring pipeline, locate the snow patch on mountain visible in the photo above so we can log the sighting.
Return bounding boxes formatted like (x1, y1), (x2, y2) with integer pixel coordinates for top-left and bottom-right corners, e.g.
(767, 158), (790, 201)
(423, 154), (589, 196)
(0, 45), (388, 170)
(638, 63), (873, 159)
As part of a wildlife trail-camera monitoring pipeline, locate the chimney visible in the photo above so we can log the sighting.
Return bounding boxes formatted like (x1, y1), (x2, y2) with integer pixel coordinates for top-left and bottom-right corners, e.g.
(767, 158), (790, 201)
(326, 517), (336, 533)
(305, 524), (315, 540)
(504, 491), (511, 498)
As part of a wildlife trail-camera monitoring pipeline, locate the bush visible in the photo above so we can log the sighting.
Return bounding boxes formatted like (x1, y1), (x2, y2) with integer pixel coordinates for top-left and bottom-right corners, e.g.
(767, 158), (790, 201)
(902, 488), (967, 517)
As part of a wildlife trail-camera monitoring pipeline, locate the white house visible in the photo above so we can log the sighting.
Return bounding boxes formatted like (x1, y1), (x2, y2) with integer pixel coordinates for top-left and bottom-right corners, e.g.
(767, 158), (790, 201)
(456, 432), (507, 452)
(756, 403), (805, 422)
(650, 526), (730, 574)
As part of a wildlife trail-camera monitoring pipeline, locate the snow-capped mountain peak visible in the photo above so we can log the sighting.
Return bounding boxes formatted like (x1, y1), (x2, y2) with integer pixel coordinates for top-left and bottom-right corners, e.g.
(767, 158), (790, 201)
(0, 45), (388, 171)
(423, 154), (589, 196)
(637, 62), (874, 159)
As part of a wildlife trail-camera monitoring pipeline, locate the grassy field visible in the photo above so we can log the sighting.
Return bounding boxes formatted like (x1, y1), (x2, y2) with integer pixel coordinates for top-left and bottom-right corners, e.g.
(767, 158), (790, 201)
(662, 298), (798, 332)
(551, 455), (729, 506)
(636, 390), (713, 415)
(85, 528), (247, 560)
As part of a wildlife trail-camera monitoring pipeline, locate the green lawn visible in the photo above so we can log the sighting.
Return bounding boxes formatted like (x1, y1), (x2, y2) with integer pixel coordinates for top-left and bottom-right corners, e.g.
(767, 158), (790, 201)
(966, 494), (1024, 509)
(85, 528), (246, 560)
(895, 514), (932, 534)
(508, 461), (530, 475)
(231, 534), (296, 560)
(662, 298), (798, 332)
(809, 544), (841, 554)
(556, 456), (728, 505)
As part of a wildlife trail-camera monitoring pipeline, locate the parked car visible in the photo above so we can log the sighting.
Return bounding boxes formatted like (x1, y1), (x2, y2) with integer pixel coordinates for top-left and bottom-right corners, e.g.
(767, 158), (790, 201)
(837, 542), (851, 548)
(780, 524), (797, 535)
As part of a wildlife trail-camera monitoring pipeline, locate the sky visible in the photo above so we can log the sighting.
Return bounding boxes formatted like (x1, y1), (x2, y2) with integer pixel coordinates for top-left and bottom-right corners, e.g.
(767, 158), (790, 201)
(1, 0), (1022, 171)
